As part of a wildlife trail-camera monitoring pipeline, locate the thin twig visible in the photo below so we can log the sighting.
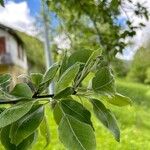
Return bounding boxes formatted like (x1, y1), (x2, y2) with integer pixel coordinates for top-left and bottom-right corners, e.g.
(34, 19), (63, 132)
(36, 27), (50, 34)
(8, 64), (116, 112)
(32, 94), (54, 99)
(0, 100), (20, 104)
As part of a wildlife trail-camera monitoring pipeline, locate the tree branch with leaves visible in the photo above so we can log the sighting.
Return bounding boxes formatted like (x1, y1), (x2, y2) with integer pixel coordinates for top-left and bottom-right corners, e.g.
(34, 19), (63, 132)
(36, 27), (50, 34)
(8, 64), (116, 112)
(0, 0), (148, 150)
(0, 50), (132, 150)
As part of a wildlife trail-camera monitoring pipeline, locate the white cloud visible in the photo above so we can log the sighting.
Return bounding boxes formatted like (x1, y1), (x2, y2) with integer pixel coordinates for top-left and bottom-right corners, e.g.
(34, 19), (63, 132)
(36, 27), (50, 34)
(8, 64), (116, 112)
(54, 33), (71, 50)
(0, 1), (36, 35)
(119, 0), (150, 60)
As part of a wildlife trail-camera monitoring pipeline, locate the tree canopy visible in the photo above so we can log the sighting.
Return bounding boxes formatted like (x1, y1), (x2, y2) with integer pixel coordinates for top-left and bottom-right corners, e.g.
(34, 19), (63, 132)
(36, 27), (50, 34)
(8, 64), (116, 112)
(48, 0), (149, 62)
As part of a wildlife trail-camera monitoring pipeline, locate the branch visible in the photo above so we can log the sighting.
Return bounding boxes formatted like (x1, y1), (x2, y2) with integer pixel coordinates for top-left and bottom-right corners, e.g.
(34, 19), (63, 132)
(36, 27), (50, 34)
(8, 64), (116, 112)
(32, 94), (54, 99)
(0, 89), (78, 105)
(92, 20), (103, 45)
(0, 99), (21, 104)
(0, 94), (54, 105)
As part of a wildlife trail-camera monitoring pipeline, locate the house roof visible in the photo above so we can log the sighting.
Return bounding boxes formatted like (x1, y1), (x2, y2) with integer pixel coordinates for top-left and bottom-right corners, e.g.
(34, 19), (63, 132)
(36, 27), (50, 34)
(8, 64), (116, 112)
(0, 24), (45, 72)
(0, 24), (24, 45)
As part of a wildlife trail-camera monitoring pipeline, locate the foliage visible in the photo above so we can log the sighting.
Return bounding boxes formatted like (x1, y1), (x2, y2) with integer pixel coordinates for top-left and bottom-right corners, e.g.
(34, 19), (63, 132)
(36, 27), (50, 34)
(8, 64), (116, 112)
(25, 80), (150, 150)
(0, 80), (148, 150)
(0, 1), (148, 150)
(127, 47), (150, 84)
(48, 0), (149, 61)
(0, 50), (132, 150)
(16, 31), (45, 72)
(111, 58), (131, 77)
(33, 80), (149, 150)
(145, 67), (150, 84)
(0, 0), (4, 6)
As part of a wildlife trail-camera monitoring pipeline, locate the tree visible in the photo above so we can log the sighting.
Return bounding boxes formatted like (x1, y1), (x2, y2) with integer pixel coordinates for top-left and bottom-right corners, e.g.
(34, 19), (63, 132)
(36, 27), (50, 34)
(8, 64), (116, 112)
(0, 1), (148, 150)
(111, 58), (131, 77)
(48, 0), (149, 62)
(127, 47), (150, 83)
(0, 50), (132, 150)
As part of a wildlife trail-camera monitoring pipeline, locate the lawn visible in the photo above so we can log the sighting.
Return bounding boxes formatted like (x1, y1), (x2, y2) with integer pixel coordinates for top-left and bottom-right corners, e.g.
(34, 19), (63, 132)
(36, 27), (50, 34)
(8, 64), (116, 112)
(0, 80), (150, 150)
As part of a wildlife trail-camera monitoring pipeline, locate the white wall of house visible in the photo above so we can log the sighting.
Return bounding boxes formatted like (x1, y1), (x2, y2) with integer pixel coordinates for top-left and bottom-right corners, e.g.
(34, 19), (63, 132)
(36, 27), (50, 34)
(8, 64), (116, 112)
(0, 28), (28, 70)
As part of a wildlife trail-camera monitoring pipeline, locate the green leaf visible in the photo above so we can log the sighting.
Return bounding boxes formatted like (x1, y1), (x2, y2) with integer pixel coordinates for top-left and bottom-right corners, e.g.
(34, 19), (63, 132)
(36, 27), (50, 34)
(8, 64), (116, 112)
(30, 73), (43, 88)
(53, 102), (63, 125)
(0, 0), (4, 6)
(58, 99), (93, 128)
(10, 104), (44, 145)
(42, 63), (59, 83)
(104, 93), (132, 107)
(54, 87), (74, 99)
(0, 101), (35, 128)
(68, 49), (93, 67)
(0, 74), (12, 91)
(0, 125), (18, 150)
(10, 83), (33, 98)
(58, 115), (96, 150)
(38, 63), (59, 93)
(0, 89), (25, 104)
(75, 49), (101, 86)
(85, 49), (101, 68)
(111, 0), (119, 10)
(0, 89), (19, 101)
(56, 63), (80, 93)
(92, 67), (116, 94)
(15, 132), (36, 150)
(0, 125), (36, 150)
(91, 99), (120, 141)
(106, 110), (120, 141)
(40, 116), (50, 148)
(0, 107), (5, 113)
(59, 51), (68, 76)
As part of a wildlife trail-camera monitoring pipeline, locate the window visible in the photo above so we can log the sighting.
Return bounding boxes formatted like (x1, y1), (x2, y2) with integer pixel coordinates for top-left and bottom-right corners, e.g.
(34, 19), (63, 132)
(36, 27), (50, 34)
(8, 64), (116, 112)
(0, 37), (6, 55)
(17, 44), (21, 59)
(17, 44), (24, 61)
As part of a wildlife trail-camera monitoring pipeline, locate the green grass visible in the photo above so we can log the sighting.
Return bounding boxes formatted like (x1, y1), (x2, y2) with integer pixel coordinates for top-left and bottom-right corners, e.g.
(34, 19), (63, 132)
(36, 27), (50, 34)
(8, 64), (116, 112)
(116, 79), (150, 107)
(0, 80), (150, 150)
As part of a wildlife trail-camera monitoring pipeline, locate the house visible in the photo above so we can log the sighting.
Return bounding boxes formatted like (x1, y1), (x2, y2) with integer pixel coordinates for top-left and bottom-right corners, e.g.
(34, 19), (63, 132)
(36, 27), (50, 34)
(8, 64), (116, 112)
(0, 24), (45, 83)
(0, 24), (28, 83)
